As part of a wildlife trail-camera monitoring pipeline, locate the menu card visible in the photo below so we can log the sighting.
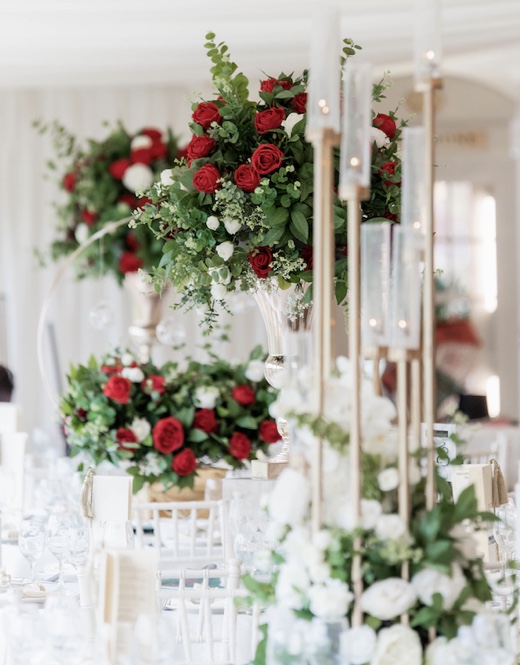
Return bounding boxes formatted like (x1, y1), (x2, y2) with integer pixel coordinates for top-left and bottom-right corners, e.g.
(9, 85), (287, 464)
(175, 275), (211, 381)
(92, 475), (133, 523)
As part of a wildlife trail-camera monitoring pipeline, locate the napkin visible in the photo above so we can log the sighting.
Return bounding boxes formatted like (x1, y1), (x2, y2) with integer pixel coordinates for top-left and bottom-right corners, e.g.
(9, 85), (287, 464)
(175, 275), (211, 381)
(22, 583), (46, 599)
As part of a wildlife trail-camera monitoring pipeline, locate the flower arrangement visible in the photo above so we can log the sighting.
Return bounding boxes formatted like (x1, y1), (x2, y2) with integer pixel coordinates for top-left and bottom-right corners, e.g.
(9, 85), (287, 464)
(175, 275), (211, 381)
(59, 345), (280, 491)
(242, 358), (515, 665)
(35, 120), (183, 281)
(134, 33), (404, 328)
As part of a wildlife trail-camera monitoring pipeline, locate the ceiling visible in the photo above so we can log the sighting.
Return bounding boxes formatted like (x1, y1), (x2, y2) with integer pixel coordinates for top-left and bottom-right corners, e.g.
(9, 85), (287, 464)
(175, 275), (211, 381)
(1, 0), (520, 100)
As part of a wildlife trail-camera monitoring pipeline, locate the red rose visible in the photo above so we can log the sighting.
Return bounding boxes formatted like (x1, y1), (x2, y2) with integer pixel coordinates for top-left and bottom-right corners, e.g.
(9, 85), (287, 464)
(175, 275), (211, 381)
(379, 161), (400, 188)
(76, 408), (87, 422)
(135, 197), (152, 209)
(176, 146), (189, 160)
(192, 102), (222, 130)
(118, 252), (143, 274)
(118, 193), (139, 209)
(150, 140), (167, 160)
(109, 159), (131, 180)
(248, 246), (273, 279)
(63, 172), (76, 192)
(140, 128), (162, 141)
(153, 416), (184, 454)
(292, 92), (308, 114)
(373, 113), (397, 140)
(254, 107), (286, 135)
(131, 147), (154, 165)
(172, 448), (198, 476)
(193, 409), (217, 434)
(141, 374), (166, 395)
(251, 144), (284, 175)
(187, 134), (217, 160)
(103, 376), (132, 404)
(260, 79), (292, 93)
(193, 164), (221, 194)
(101, 363), (122, 374)
(384, 211), (398, 222)
(301, 244), (313, 270)
(81, 209), (97, 226)
(234, 164), (261, 193)
(229, 432), (252, 460)
(116, 427), (138, 452)
(232, 385), (256, 406)
(259, 420), (281, 444)
(126, 233), (140, 251)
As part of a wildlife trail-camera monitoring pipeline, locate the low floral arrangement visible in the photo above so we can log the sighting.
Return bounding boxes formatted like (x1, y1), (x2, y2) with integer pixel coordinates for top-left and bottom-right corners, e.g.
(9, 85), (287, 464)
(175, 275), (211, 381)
(35, 120), (183, 282)
(59, 346), (280, 491)
(134, 33), (404, 328)
(242, 358), (515, 665)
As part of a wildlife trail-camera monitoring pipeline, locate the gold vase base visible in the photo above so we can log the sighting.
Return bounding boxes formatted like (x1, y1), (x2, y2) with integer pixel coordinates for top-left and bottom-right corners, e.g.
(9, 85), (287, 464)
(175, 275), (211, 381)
(251, 459), (288, 480)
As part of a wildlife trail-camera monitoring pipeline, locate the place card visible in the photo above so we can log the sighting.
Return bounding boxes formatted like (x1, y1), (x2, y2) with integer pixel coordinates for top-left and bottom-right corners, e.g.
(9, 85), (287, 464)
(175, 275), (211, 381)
(0, 403), (23, 433)
(92, 475), (133, 523)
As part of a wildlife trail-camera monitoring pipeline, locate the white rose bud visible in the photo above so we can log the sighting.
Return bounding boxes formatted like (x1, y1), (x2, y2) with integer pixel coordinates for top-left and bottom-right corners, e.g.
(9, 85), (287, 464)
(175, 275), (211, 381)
(74, 223), (90, 245)
(216, 241), (234, 261)
(211, 283), (228, 300)
(121, 353), (135, 367)
(361, 578), (417, 621)
(131, 135), (153, 150)
(206, 215), (220, 230)
(377, 467), (400, 492)
(371, 625), (422, 665)
(223, 217), (242, 234)
(341, 625), (377, 665)
(160, 169), (174, 186)
(371, 126), (390, 149)
(282, 112), (304, 137)
(122, 367), (145, 383)
(244, 360), (265, 383)
(194, 385), (220, 409)
(375, 514), (407, 541)
(122, 163), (154, 193)
(130, 417), (151, 442)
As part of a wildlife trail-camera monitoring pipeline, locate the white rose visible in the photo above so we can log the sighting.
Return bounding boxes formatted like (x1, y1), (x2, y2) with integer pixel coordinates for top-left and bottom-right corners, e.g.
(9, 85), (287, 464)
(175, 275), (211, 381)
(160, 169), (174, 186)
(412, 563), (467, 611)
(223, 217), (242, 234)
(269, 468), (310, 527)
(377, 467), (399, 492)
(122, 163), (154, 193)
(206, 215), (220, 230)
(375, 514), (407, 542)
(74, 223), (90, 244)
(276, 562), (309, 609)
(361, 499), (382, 530)
(194, 385), (219, 409)
(340, 625), (377, 665)
(282, 112), (304, 137)
(308, 579), (353, 621)
(371, 126), (390, 149)
(313, 530), (332, 551)
(308, 561), (331, 584)
(283, 527), (309, 560)
(121, 353), (135, 366)
(449, 523), (478, 561)
(211, 283), (228, 301)
(360, 578), (417, 620)
(245, 360), (265, 383)
(216, 241), (234, 261)
(372, 625), (422, 665)
(122, 367), (145, 383)
(425, 637), (449, 665)
(130, 417), (151, 443)
(131, 135), (153, 150)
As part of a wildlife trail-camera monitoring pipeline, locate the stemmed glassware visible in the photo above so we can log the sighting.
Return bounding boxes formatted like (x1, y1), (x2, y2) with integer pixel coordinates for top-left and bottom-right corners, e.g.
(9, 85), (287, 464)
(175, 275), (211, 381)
(46, 513), (73, 592)
(18, 515), (46, 584)
(494, 499), (517, 563)
(68, 524), (90, 570)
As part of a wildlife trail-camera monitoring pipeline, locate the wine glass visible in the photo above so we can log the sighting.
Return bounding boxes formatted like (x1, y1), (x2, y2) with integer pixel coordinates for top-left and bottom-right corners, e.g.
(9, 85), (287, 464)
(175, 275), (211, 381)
(494, 499), (517, 563)
(18, 515), (46, 584)
(46, 513), (73, 591)
(234, 531), (265, 575)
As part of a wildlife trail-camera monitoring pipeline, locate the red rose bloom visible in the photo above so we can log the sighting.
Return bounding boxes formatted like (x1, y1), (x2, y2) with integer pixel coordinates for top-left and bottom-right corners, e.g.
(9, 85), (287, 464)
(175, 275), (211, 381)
(176, 146), (189, 160)
(379, 161), (400, 188)
(116, 428), (138, 452)
(63, 172), (76, 192)
(259, 420), (281, 444)
(192, 102), (222, 130)
(301, 244), (313, 270)
(248, 246), (273, 279)
(251, 144), (284, 175)
(187, 134), (217, 160)
(373, 113), (397, 140)
(101, 363), (122, 374)
(109, 159), (131, 180)
(153, 416), (184, 454)
(141, 374), (166, 395)
(254, 107), (286, 135)
(384, 211), (398, 222)
(118, 252), (143, 274)
(229, 432), (252, 460)
(150, 140), (167, 160)
(232, 385), (256, 406)
(118, 193), (139, 209)
(81, 209), (97, 226)
(76, 408), (87, 422)
(140, 128), (162, 140)
(292, 92), (308, 114)
(234, 164), (261, 193)
(131, 147), (154, 165)
(103, 376), (132, 404)
(126, 233), (140, 251)
(193, 409), (217, 434)
(260, 79), (292, 93)
(172, 448), (198, 476)
(135, 197), (152, 210)
(193, 164), (221, 194)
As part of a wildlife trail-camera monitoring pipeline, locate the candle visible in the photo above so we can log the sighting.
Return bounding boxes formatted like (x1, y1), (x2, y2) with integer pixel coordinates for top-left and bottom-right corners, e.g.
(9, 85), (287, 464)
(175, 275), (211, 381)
(389, 227), (422, 350)
(361, 222), (391, 347)
(339, 61), (372, 196)
(414, 0), (442, 89)
(401, 126), (426, 236)
(306, 6), (341, 136)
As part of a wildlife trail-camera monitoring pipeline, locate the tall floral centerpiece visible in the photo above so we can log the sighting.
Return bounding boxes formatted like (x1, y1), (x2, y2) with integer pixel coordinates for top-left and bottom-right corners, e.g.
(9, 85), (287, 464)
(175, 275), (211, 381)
(59, 345), (280, 492)
(134, 34), (403, 381)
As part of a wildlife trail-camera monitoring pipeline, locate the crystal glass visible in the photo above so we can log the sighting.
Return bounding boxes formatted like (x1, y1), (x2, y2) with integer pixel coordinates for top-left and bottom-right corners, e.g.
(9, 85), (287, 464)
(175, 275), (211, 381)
(494, 499), (517, 562)
(18, 515), (46, 583)
(46, 513), (73, 591)
(234, 531), (265, 575)
(69, 524), (90, 569)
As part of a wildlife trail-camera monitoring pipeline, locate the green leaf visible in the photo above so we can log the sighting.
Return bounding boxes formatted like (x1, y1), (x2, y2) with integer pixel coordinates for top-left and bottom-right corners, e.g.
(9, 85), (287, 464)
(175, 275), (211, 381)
(187, 429), (209, 443)
(290, 209), (309, 243)
(236, 416), (257, 429)
(268, 207), (290, 227)
(261, 225), (285, 246)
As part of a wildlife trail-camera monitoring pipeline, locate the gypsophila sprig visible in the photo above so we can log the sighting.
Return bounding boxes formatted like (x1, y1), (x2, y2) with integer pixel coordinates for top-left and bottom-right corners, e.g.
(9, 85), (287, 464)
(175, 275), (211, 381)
(133, 33), (405, 329)
(60, 345), (281, 492)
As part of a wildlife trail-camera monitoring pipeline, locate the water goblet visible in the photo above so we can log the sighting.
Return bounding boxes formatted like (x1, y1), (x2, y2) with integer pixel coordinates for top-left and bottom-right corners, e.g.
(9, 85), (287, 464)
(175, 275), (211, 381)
(46, 513), (73, 591)
(69, 525), (90, 570)
(18, 515), (46, 584)
(494, 499), (517, 563)
(233, 531), (265, 575)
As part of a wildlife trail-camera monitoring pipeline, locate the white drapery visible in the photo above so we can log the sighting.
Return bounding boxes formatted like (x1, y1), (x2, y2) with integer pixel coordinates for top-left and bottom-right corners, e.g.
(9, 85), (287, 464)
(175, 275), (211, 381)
(0, 85), (266, 449)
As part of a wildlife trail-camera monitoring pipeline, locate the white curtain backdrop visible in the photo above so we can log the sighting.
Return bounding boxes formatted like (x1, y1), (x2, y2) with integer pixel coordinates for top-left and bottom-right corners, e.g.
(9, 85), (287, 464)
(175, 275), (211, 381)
(0, 84), (266, 451)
